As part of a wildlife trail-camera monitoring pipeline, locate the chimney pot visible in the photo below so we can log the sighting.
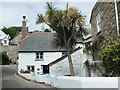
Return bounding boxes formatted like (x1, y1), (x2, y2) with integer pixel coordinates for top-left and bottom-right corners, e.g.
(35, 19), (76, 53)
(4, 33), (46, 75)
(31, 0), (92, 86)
(23, 16), (26, 19)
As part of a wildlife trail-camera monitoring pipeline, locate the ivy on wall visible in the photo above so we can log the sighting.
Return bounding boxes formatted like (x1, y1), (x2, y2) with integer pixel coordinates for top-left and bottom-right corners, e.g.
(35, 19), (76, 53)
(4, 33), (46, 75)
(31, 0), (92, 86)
(84, 41), (120, 77)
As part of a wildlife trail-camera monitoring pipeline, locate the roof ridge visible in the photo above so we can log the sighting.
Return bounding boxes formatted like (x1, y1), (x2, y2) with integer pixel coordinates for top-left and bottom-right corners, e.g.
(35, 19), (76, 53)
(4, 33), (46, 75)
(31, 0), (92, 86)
(19, 33), (33, 43)
(19, 32), (55, 43)
(33, 32), (55, 34)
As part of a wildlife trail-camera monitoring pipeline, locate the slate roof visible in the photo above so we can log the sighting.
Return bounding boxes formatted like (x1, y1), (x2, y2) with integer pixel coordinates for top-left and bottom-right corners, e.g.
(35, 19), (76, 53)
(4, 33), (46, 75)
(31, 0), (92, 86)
(19, 32), (65, 52)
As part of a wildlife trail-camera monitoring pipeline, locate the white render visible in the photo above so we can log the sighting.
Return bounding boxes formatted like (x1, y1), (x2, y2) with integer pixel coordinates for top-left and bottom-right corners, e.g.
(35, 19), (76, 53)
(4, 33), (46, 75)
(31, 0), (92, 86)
(50, 48), (93, 76)
(0, 30), (6, 40)
(0, 30), (10, 46)
(18, 52), (62, 75)
(18, 73), (118, 88)
(51, 76), (118, 88)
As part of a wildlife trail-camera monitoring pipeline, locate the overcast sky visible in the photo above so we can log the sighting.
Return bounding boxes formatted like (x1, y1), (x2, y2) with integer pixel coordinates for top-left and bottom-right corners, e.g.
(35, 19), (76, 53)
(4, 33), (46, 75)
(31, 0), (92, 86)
(0, 0), (97, 31)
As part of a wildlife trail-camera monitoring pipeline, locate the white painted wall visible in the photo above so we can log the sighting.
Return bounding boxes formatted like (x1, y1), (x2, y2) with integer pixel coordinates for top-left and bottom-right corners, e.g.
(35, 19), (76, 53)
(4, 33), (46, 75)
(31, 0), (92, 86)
(19, 73), (31, 80)
(2, 38), (9, 46)
(42, 52), (62, 65)
(19, 73), (118, 89)
(18, 52), (35, 72)
(51, 76), (118, 88)
(0, 30), (10, 46)
(50, 49), (93, 76)
(0, 30), (6, 39)
(18, 52), (62, 75)
(76, 43), (84, 54)
(19, 73), (51, 84)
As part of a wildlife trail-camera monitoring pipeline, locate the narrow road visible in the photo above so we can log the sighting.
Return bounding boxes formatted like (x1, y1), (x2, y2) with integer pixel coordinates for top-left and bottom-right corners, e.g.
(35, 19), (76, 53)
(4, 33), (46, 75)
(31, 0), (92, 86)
(1, 65), (56, 90)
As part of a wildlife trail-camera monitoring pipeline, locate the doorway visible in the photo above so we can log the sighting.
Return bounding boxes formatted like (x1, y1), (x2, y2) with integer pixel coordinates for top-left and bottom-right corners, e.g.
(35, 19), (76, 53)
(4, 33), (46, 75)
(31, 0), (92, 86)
(42, 65), (49, 74)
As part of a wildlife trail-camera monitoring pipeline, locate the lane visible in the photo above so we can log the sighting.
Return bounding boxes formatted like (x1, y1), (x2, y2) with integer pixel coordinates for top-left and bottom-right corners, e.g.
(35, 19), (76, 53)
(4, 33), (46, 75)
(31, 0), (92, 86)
(2, 65), (56, 89)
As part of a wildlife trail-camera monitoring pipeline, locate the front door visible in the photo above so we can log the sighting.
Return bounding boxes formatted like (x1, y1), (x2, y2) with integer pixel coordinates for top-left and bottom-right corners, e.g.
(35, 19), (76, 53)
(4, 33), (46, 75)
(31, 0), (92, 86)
(42, 65), (49, 74)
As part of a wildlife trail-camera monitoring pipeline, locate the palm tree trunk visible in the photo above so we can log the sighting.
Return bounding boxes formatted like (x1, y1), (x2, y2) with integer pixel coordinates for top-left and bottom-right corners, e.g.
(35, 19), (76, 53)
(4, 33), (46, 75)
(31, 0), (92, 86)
(62, 27), (75, 76)
(66, 46), (75, 76)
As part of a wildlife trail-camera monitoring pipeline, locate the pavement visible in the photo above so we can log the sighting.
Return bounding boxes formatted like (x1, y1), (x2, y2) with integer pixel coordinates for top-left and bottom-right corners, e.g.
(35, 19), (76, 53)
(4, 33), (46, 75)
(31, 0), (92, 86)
(1, 65), (57, 90)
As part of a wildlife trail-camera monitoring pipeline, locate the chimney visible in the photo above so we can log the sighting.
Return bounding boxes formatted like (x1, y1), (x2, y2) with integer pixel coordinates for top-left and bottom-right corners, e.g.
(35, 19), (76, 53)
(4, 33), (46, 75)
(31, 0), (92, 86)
(21, 16), (28, 39)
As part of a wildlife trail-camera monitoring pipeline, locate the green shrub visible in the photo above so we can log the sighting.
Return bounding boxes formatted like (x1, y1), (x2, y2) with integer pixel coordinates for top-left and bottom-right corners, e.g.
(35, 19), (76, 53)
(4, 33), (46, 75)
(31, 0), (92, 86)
(20, 69), (30, 73)
(0, 52), (10, 65)
(99, 41), (120, 76)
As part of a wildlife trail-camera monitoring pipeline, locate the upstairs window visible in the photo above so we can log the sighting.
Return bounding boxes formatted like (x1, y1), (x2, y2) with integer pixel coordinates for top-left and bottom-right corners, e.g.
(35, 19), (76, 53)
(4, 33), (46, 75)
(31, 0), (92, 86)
(96, 12), (101, 32)
(36, 52), (44, 60)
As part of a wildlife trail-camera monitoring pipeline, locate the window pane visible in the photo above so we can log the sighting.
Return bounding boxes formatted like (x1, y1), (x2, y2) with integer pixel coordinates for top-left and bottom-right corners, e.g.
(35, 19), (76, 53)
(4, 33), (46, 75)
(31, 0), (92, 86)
(40, 55), (43, 59)
(31, 66), (34, 72)
(36, 53), (39, 59)
(27, 66), (30, 70)
(36, 56), (39, 59)
(4, 40), (7, 44)
(96, 12), (101, 32)
(40, 52), (43, 55)
(36, 53), (39, 56)
(40, 52), (43, 59)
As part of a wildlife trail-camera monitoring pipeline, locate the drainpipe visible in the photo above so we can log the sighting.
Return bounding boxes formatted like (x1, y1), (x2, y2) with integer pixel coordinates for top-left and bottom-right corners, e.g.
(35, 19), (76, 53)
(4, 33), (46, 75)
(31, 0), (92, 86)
(114, 0), (120, 36)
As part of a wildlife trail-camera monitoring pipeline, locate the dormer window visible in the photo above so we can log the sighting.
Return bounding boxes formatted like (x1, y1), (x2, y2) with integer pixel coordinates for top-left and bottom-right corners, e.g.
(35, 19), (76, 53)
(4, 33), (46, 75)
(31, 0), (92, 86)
(36, 52), (43, 60)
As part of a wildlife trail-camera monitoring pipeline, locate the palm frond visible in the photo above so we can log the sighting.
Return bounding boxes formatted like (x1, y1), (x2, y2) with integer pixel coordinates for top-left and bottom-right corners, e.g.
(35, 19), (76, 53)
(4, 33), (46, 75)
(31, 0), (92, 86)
(36, 14), (44, 24)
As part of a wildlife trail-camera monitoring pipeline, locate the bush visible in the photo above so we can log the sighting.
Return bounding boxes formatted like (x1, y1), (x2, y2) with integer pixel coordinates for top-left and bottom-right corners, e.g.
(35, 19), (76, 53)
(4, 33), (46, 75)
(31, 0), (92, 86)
(0, 52), (10, 65)
(99, 41), (120, 76)
(20, 69), (30, 73)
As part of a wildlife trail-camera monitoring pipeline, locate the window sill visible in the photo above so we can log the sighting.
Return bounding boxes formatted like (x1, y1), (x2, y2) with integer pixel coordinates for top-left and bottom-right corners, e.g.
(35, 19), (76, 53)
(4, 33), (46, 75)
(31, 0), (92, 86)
(35, 59), (44, 61)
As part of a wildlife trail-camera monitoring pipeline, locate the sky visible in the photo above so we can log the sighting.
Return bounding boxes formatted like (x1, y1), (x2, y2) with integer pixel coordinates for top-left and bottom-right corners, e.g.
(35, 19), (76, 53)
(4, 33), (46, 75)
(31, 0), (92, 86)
(0, 0), (97, 32)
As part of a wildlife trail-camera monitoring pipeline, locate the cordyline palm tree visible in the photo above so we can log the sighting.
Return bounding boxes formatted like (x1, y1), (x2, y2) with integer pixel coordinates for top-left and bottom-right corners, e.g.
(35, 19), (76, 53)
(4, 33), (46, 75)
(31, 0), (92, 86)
(36, 2), (87, 76)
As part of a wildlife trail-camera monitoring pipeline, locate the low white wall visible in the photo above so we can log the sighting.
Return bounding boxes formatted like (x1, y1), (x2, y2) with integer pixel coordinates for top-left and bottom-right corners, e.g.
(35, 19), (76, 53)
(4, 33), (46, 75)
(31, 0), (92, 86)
(51, 76), (118, 88)
(19, 73), (51, 84)
(19, 73), (31, 80)
(19, 73), (118, 88)
(35, 75), (47, 83)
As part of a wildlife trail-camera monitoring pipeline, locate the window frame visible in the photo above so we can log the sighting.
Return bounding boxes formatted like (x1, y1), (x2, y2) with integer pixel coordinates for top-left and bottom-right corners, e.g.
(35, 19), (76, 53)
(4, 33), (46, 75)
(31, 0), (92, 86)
(96, 12), (101, 32)
(27, 66), (35, 72)
(4, 40), (7, 44)
(35, 52), (44, 60)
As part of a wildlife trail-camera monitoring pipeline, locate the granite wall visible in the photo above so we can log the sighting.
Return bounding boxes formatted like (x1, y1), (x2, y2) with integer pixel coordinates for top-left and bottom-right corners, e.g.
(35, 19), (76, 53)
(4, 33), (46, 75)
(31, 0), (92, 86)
(90, 2), (120, 61)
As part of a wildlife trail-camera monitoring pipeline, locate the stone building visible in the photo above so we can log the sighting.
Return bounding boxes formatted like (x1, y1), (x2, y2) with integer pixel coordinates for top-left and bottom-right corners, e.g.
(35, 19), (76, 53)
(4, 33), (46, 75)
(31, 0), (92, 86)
(90, 1), (120, 61)
(0, 30), (20, 62)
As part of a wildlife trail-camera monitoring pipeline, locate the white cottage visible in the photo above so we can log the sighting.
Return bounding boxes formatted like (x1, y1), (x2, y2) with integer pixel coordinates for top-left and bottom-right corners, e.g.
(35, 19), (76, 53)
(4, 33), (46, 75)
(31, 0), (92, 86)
(18, 32), (66, 76)
(18, 32), (95, 77)
(0, 30), (10, 46)
(18, 16), (100, 83)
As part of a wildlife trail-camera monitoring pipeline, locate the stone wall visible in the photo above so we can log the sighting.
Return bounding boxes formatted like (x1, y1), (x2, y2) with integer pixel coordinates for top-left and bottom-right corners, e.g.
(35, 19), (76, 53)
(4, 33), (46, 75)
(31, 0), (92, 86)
(0, 33), (22, 63)
(91, 2), (118, 37)
(0, 45), (18, 62)
(117, 1), (120, 32)
(90, 2), (120, 61)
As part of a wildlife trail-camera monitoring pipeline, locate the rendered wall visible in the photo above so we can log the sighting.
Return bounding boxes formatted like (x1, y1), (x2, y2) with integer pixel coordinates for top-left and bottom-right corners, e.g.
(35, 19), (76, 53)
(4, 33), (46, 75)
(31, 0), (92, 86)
(18, 52), (62, 75)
